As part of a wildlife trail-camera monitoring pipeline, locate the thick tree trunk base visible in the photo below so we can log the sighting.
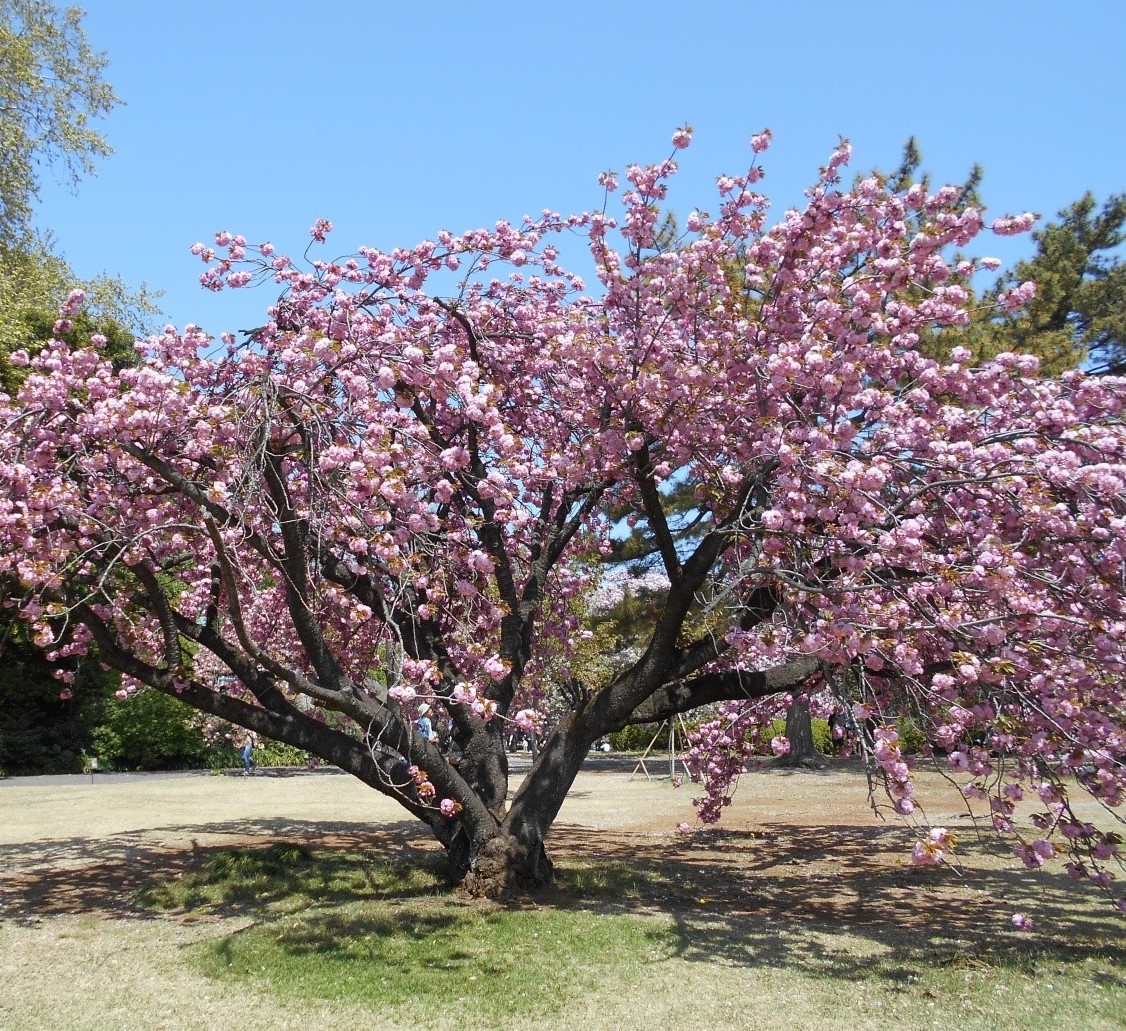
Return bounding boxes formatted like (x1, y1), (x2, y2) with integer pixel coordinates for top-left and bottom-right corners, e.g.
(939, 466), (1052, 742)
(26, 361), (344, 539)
(774, 752), (828, 771)
(779, 698), (826, 771)
(457, 834), (554, 899)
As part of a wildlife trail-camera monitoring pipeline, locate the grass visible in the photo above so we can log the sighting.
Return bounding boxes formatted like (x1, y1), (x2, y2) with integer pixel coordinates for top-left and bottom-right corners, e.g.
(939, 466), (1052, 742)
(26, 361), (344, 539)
(5, 766), (1125, 1029)
(137, 845), (672, 1020)
(124, 843), (1126, 1030)
(135, 843), (447, 912)
(197, 904), (670, 1016)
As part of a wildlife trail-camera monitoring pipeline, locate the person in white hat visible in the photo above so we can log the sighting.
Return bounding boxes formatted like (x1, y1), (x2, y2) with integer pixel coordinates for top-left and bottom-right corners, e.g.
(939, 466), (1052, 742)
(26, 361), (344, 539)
(416, 703), (438, 745)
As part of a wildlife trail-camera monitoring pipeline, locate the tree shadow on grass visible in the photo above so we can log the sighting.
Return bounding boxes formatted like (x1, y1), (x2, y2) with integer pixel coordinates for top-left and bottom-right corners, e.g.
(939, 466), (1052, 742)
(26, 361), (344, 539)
(0, 818), (434, 922)
(3, 814), (1123, 986)
(541, 822), (1126, 983)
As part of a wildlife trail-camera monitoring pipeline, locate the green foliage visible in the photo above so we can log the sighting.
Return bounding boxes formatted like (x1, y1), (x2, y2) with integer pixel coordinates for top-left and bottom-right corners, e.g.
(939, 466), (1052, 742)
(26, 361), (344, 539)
(756, 715), (921, 756)
(860, 140), (1124, 377)
(253, 739), (312, 768)
(0, 3), (157, 396)
(0, 242), (69, 367)
(0, 618), (116, 773)
(610, 722), (672, 751)
(934, 193), (1126, 376)
(995, 192), (1126, 374)
(613, 717), (844, 757)
(862, 135), (984, 212)
(90, 687), (212, 771)
(894, 715), (928, 755)
(0, 615), (315, 775)
(586, 490), (724, 689)
(0, 241), (158, 395)
(603, 480), (704, 566)
(196, 723), (311, 771)
(750, 717), (834, 755)
(807, 717), (833, 754)
(201, 741), (241, 771)
(0, 0), (119, 246)
(0, 5), (161, 777)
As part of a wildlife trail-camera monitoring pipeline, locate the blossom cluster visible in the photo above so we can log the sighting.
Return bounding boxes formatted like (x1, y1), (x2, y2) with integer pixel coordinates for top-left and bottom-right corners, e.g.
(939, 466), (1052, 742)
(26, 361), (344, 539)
(910, 827), (957, 867)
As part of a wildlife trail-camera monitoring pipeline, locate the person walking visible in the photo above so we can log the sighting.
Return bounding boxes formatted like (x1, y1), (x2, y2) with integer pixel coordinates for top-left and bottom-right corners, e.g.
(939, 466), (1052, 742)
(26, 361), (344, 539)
(237, 730), (257, 775)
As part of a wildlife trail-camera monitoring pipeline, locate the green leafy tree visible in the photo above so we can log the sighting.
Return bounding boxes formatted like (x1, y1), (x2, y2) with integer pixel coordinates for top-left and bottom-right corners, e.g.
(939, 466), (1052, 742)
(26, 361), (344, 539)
(0, 619), (114, 774)
(91, 688), (213, 771)
(868, 143), (1124, 376)
(0, 4), (158, 764)
(0, 1), (154, 393)
(0, 0), (119, 246)
(0, 260), (153, 770)
(0, 244), (144, 393)
(988, 192), (1126, 374)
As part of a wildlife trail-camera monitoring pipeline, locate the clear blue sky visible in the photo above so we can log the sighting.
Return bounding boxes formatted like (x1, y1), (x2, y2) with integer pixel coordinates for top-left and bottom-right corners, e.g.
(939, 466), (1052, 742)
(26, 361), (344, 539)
(35, 1), (1126, 337)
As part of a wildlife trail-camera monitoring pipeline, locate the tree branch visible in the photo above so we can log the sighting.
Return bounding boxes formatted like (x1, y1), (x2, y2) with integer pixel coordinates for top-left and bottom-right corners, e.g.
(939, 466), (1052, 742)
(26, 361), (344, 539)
(626, 655), (820, 725)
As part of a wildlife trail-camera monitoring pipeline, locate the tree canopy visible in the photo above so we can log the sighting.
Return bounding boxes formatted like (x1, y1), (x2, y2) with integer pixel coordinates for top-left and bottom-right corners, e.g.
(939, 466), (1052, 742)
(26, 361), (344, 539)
(1, 129), (1123, 907)
(0, 2), (150, 393)
(0, 239), (144, 394)
(929, 191), (1126, 376)
(0, 0), (118, 246)
(992, 192), (1126, 374)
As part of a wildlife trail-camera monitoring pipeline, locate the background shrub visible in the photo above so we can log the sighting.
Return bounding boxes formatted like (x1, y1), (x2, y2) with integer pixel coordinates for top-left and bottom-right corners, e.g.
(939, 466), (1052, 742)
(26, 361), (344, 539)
(894, 716), (928, 755)
(90, 688), (212, 771)
(609, 723), (671, 752)
(752, 717), (835, 755)
(204, 737), (312, 771)
(612, 718), (843, 756)
(0, 628), (115, 774)
(254, 740), (312, 768)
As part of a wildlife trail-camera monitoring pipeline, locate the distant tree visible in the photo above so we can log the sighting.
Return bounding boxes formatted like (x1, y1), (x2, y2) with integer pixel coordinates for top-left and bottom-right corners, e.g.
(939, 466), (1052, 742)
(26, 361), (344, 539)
(873, 136), (985, 210)
(0, 253), (153, 766)
(987, 193), (1126, 374)
(0, 617), (113, 774)
(90, 688), (213, 772)
(866, 144), (1125, 377)
(0, 4), (164, 773)
(0, 245), (143, 393)
(0, 2), (155, 392)
(0, 0), (119, 246)
(0, 249), (144, 773)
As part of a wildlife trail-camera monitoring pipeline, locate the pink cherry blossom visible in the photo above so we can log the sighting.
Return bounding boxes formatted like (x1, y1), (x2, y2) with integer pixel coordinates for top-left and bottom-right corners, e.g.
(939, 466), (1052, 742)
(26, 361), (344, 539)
(1, 130), (1123, 910)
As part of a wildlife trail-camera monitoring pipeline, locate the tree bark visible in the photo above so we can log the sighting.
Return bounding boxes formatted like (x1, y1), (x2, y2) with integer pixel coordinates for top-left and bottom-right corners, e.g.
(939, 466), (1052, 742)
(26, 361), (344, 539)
(457, 833), (554, 897)
(777, 697), (827, 770)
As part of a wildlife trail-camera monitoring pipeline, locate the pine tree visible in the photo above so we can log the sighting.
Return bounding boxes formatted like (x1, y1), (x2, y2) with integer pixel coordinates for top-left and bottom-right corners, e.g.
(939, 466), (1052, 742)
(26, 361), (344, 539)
(990, 192), (1126, 374)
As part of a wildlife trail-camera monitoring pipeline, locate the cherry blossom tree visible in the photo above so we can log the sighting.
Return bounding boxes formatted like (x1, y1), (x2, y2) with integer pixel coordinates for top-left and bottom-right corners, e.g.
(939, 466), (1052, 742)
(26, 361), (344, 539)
(1, 129), (1124, 904)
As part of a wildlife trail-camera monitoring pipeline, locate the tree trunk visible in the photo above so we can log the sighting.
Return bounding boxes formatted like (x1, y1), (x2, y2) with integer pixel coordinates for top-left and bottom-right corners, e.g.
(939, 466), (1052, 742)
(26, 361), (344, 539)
(457, 833), (554, 898)
(777, 697), (827, 770)
(455, 721), (510, 821)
